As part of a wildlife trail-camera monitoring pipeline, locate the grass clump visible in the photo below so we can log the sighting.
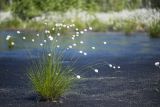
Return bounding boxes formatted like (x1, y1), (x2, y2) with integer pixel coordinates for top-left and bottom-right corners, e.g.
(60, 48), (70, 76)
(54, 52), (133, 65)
(147, 20), (160, 38)
(0, 18), (22, 29)
(121, 19), (137, 35)
(28, 42), (75, 101)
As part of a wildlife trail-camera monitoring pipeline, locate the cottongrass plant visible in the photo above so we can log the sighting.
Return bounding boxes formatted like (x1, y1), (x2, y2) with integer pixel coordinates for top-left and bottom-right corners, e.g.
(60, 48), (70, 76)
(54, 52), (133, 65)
(6, 22), (121, 102)
(28, 44), (75, 101)
(147, 19), (160, 38)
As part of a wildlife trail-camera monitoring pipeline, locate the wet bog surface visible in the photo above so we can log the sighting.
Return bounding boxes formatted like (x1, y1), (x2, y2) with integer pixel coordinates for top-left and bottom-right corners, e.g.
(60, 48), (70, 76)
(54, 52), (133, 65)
(0, 31), (160, 107)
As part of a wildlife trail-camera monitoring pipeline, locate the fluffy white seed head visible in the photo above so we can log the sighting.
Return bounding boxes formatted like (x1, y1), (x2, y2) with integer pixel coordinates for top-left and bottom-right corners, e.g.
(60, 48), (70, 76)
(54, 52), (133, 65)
(6, 35), (11, 40)
(40, 43), (43, 46)
(117, 66), (121, 69)
(92, 47), (95, 50)
(73, 43), (77, 46)
(48, 35), (53, 41)
(103, 41), (107, 44)
(69, 45), (72, 48)
(22, 36), (26, 40)
(32, 39), (35, 42)
(80, 41), (84, 44)
(44, 40), (47, 43)
(155, 62), (160, 66)
(79, 51), (83, 54)
(89, 27), (92, 30)
(109, 64), (112, 68)
(76, 75), (81, 79)
(94, 69), (99, 73)
(17, 31), (20, 34)
(11, 42), (15, 46)
(48, 53), (51, 56)
(83, 52), (87, 56)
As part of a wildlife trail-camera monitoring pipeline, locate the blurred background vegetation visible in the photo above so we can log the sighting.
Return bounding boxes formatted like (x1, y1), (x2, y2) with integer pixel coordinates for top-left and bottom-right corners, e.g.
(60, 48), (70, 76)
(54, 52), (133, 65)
(0, 0), (159, 20)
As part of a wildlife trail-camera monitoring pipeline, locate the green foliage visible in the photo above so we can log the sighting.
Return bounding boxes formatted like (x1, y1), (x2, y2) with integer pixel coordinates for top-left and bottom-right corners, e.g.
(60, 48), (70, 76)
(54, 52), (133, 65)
(28, 43), (75, 101)
(10, 0), (143, 20)
(121, 20), (137, 35)
(148, 20), (160, 38)
(12, 0), (41, 20)
(89, 19), (108, 32)
(0, 18), (22, 29)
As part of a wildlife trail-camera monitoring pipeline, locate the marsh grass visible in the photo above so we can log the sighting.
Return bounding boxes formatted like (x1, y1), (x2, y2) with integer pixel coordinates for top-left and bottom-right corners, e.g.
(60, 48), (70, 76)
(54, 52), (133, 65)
(0, 18), (22, 29)
(148, 20), (160, 38)
(121, 19), (137, 35)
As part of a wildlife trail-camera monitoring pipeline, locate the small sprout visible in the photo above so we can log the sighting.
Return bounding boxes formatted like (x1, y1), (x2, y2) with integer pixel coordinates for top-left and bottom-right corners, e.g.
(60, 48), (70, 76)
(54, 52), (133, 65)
(94, 69), (99, 73)
(52, 27), (55, 31)
(76, 75), (81, 79)
(75, 28), (78, 31)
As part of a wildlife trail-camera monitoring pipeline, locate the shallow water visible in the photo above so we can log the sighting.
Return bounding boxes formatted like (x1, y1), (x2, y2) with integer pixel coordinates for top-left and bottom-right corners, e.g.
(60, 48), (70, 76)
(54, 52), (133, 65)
(0, 31), (160, 59)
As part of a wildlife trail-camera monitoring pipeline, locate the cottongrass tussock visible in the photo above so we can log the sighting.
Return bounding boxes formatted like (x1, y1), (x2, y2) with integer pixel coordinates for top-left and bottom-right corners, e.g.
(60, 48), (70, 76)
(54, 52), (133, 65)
(5, 22), (121, 102)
